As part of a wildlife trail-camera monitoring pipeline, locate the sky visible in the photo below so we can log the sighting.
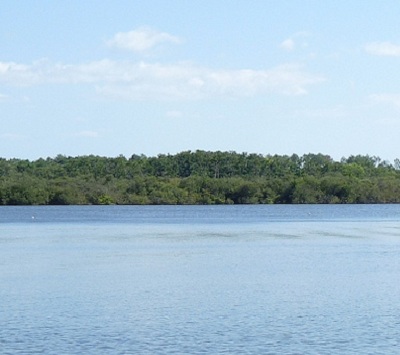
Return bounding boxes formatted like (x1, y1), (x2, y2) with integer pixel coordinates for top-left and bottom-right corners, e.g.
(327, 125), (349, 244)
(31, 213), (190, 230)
(1, 1), (400, 161)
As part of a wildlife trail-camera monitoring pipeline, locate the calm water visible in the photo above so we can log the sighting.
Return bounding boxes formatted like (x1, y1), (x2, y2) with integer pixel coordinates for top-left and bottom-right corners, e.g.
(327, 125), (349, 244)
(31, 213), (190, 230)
(1, 205), (400, 354)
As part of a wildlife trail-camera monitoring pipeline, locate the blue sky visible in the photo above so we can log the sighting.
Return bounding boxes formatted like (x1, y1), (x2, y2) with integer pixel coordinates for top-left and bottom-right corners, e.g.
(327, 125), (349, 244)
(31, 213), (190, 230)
(1, 1), (400, 161)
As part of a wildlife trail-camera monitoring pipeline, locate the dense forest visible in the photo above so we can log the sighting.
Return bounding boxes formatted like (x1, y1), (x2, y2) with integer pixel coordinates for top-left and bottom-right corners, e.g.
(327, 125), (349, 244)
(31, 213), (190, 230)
(1, 151), (400, 205)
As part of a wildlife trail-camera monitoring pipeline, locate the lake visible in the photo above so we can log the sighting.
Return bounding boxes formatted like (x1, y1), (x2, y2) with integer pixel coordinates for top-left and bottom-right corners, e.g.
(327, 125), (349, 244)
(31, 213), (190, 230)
(1, 205), (400, 354)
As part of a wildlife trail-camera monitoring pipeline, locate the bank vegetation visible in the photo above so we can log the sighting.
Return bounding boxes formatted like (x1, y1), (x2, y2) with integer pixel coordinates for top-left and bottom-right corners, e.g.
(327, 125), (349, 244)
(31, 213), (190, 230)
(1, 151), (400, 205)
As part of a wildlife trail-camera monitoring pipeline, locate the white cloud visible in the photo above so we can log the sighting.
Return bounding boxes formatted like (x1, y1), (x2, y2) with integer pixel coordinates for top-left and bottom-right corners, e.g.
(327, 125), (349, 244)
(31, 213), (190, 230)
(370, 93), (400, 108)
(0, 61), (38, 85)
(280, 39), (295, 52)
(280, 32), (310, 52)
(365, 42), (400, 57)
(107, 27), (181, 52)
(0, 93), (8, 101)
(166, 110), (183, 118)
(96, 63), (323, 100)
(0, 59), (324, 100)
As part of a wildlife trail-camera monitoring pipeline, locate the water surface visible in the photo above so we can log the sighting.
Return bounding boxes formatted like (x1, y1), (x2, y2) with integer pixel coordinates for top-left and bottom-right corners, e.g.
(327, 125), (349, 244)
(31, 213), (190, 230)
(1, 205), (400, 354)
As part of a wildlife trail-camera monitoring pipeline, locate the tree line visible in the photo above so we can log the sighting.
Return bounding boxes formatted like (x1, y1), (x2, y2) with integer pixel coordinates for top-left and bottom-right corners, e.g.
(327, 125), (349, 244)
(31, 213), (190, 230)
(1, 151), (400, 205)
